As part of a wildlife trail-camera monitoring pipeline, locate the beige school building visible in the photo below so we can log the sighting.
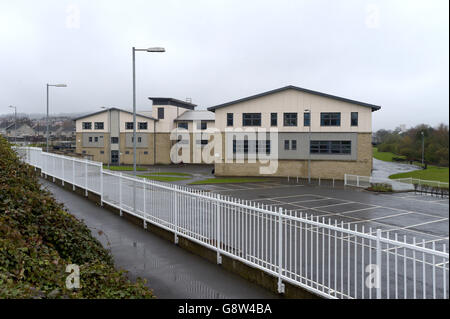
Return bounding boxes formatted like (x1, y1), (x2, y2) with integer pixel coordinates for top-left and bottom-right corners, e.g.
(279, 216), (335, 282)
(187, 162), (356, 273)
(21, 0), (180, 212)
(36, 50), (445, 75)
(74, 85), (381, 179)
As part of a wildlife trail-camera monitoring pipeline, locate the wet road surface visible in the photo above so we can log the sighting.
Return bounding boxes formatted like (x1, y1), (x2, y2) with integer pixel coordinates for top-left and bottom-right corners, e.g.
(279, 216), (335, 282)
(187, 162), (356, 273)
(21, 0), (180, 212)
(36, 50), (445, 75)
(40, 178), (279, 299)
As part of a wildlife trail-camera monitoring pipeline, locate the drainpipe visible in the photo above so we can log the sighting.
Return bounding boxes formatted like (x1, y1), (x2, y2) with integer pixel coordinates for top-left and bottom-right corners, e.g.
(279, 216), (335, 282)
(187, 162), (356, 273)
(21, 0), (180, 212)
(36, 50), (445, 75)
(153, 120), (156, 164)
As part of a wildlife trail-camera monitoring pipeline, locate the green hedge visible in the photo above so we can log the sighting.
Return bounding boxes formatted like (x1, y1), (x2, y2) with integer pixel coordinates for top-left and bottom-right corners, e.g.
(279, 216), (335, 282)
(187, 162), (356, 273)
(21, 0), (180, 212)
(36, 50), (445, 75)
(0, 137), (154, 298)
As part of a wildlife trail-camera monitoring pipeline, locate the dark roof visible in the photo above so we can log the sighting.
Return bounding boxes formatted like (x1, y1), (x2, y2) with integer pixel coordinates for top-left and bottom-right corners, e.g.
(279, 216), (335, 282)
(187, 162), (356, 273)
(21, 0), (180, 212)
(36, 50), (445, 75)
(72, 107), (158, 121)
(207, 85), (381, 112)
(149, 97), (197, 110)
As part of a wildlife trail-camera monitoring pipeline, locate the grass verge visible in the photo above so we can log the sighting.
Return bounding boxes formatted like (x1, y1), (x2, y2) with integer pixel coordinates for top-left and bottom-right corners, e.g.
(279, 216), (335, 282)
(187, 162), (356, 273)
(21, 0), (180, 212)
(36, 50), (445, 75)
(389, 166), (449, 184)
(103, 165), (147, 171)
(189, 178), (270, 185)
(146, 172), (193, 177)
(1, 137), (154, 298)
(373, 147), (406, 162)
(137, 175), (190, 182)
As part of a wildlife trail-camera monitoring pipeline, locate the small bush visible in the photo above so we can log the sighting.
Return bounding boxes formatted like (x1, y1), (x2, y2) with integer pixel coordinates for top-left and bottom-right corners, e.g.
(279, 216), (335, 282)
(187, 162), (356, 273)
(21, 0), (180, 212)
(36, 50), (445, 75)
(366, 183), (393, 192)
(0, 137), (154, 298)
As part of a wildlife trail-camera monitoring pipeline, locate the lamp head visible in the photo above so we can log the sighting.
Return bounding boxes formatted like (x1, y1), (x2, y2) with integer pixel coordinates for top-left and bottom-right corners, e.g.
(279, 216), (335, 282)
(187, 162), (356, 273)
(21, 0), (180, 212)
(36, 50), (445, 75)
(146, 47), (165, 52)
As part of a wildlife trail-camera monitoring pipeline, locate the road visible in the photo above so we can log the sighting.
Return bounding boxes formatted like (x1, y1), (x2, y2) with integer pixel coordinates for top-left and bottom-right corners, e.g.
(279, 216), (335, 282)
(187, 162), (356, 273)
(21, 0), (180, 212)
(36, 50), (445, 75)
(40, 178), (278, 299)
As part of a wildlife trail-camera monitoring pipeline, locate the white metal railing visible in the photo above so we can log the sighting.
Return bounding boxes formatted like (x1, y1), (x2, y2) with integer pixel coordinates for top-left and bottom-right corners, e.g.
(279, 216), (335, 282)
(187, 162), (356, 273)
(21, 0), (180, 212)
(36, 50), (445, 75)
(14, 147), (450, 299)
(393, 177), (449, 189)
(345, 174), (449, 193)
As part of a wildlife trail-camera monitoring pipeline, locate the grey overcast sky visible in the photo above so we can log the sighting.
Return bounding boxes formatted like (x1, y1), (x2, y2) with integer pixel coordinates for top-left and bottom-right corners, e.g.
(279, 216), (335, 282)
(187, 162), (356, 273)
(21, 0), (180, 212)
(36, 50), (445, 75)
(0, 0), (448, 130)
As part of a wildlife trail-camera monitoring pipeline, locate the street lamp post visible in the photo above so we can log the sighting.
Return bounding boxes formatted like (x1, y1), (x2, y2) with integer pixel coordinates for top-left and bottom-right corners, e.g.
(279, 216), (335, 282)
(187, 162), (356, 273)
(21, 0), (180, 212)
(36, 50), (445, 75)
(132, 47), (165, 174)
(304, 109), (312, 183)
(131, 47), (165, 215)
(46, 83), (67, 152)
(8, 106), (17, 144)
(421, 131), (425, 167)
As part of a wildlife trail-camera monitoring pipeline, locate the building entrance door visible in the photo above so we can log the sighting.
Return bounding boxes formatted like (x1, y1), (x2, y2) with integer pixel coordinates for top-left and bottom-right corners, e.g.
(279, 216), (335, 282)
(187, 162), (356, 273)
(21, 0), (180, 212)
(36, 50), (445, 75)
(111, 150), (119, 164)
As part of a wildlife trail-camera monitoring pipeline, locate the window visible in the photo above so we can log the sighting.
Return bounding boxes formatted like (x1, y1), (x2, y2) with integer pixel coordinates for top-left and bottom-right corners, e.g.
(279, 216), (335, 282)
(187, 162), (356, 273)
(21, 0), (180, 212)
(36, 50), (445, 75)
(100, 150), (104, 154)
(125, 122), (133, 130)
(94, 137), (98, 142)
(320, 113), (341, 126)
(88, 137), (92, 142)
(310, 141), (351, 154)
(94, 122), (104, 130)
(304, 112), (310, 127)
(82, 150), (86, 154)
(233, 139), (270, 154)
(138, 137), (142, 143)
(291, 140), (297, 150)
(351, 112), (358, 126)
(271, 113), (277, 126)
(139, 122), (148, 130)
(242, 113), (261, 126)
(284, 140), (290, 150)
(197, 121), (207, 130)
(111, 137), (118, 144)
(227, 113), (233, 126)
(283, 113), (298, 126)
(157, 107), (164, 119)
(196, 139), (208, 145)
(144, 151), (148, 155)
(265, 140), (271, 155)
(82, 122), (92, 129)
(125, 151), (130, 154)
(178, 122), (188, 129)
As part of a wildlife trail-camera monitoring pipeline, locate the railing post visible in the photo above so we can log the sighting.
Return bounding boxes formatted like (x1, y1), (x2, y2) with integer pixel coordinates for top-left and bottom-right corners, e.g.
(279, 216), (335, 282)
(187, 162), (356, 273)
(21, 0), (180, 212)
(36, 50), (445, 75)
(376, 229), (382, 299)
(277, 207), (285, 294)
(84, 159), (88, 197)
(174, 185), (179, 244)
(72, 159), (75, 191)
(119, 173), (123, 217)
(62, 158), (65, 186)
(216, 194), (222, 265)
(143, 180), (147, 229)
(52, 156), (55, 182)
(100, 165), (103, 206)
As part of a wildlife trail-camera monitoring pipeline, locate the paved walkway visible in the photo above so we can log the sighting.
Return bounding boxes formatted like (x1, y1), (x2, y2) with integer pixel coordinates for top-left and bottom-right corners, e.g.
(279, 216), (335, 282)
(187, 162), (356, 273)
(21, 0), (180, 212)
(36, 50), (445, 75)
(40, 178), (278, 299)
(372, 158), (421, 179)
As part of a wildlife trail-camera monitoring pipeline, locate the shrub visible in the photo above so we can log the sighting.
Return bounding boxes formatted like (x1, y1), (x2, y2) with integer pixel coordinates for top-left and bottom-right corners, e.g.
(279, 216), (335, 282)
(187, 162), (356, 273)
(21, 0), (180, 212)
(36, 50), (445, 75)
(366, 183), (393, 192)
(0, 137), (154, 298)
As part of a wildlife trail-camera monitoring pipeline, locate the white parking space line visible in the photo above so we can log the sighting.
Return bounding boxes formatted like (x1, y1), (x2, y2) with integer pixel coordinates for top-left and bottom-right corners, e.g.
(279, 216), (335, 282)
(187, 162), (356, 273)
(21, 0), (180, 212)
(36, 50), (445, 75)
(310, 201), (354, 209)
(376, 193), (450, 206)
(251, 193), (327, 201)
(218, 184), (305, 192)
(289, 197), (338, 204)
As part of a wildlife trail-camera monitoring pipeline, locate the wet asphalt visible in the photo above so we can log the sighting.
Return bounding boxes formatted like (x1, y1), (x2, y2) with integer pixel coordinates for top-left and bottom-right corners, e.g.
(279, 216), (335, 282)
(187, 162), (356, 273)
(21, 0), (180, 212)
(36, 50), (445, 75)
(40, 178), (279, 299)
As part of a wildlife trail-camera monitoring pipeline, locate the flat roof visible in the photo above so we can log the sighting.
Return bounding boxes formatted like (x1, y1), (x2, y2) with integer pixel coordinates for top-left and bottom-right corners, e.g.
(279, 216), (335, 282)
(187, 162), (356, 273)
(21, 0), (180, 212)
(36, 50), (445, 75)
(174, 110), (215, 122)
(149, 97), (197, 110)
(207, 85), (382, 112)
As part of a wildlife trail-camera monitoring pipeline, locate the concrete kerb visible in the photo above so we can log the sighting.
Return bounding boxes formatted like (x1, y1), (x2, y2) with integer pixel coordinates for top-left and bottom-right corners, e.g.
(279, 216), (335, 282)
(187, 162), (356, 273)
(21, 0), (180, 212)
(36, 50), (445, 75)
(36, 167), (321, 299)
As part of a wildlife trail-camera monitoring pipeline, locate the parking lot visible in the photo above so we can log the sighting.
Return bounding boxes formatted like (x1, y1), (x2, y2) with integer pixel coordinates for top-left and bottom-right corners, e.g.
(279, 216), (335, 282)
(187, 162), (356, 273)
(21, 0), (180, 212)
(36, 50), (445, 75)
(192, 180), (449, 252)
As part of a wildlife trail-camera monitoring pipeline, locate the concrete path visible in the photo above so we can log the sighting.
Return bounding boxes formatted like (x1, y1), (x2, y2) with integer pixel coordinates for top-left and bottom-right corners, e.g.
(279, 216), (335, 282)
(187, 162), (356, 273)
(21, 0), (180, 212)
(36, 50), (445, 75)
(39, 178), (279, 299)
(372, 158), (421, 179)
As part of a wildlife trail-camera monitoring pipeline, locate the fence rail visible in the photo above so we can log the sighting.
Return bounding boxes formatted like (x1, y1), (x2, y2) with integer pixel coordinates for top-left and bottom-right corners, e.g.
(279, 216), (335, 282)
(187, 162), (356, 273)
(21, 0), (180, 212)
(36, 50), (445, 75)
(14, 147), (450, 299)
(345, 174), (449, 196)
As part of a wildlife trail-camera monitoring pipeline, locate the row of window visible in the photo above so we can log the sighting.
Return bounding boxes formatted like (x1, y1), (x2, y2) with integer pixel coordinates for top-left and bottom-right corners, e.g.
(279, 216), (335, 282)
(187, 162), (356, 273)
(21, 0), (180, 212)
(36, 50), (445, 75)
(89, 136), (143, 144)
(226, 112), (358, 127)
(177, 121), (208, 130)
(83, 122), (104, 130)
(82, 122), (148, 130)
(88, 136), (103, 143)
(231, 140), (351, 155)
